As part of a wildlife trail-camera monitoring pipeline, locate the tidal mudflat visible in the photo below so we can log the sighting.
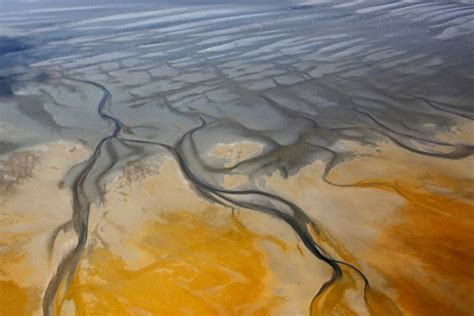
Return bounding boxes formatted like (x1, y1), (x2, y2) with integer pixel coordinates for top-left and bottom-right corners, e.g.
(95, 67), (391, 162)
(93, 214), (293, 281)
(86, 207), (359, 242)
(0, 0), (473, 315)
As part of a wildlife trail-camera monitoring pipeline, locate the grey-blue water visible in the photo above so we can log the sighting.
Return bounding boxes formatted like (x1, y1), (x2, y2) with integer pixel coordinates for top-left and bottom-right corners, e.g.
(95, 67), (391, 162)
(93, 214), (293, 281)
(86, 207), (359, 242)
(0, 1), (473, 315)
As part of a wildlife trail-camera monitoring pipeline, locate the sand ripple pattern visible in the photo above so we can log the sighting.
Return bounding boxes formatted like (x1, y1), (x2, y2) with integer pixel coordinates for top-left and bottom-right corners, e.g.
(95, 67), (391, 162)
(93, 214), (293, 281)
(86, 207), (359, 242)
(0, 0), (473, 315)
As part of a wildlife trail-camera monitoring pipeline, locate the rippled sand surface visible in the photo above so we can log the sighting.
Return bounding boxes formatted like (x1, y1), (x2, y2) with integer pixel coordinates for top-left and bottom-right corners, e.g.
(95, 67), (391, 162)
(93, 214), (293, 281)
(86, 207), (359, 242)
(1, 0), (473, 315)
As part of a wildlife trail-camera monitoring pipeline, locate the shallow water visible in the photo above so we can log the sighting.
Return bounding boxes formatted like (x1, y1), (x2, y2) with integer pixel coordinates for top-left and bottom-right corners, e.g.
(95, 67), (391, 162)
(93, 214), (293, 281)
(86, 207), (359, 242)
(0, 0), (473, 315)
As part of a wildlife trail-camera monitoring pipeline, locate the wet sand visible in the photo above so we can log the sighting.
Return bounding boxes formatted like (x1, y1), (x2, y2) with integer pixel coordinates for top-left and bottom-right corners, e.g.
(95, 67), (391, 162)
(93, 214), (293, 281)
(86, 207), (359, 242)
(1, 127), (472, 315)
(1, 0), (474, 315)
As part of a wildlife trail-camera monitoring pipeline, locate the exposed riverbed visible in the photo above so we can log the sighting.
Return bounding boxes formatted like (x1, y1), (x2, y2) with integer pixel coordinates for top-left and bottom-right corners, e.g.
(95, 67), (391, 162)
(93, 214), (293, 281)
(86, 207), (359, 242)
(0, 1), (473, 315)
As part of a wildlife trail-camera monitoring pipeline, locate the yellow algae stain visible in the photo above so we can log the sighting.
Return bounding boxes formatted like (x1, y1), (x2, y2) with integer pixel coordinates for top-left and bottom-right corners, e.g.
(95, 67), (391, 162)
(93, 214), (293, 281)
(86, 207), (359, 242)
(60, 209), (282, 315)
(364, 287), (402, 316)
(0, 280), (30, 316)
(0, 237), (29, 315)
(309, 261), (402, 316)
(0, 233), (41, 315)
(310, 265), (358, 316)
(321, 139), (474, 315)
(0, 236), (40, 316)
(351, 176), (474, 316)
(0, 143), (91, 315)
(291, 136), (474, 316)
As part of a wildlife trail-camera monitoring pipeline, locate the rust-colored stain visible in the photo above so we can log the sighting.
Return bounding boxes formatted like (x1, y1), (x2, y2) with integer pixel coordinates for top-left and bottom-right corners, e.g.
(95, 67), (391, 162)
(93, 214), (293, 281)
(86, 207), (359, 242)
(58, 210), (282, 315)
(353, 174), (474, 316)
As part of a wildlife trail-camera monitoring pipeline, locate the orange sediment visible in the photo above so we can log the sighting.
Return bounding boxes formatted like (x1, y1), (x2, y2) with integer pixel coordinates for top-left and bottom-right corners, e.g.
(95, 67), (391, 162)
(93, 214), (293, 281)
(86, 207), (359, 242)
(2, 141), (473, 315)
(58, 209), (283, 315)
(0, 280), (31, 316)
(324, 161), (474, 316)
(360, 177), (474, 316)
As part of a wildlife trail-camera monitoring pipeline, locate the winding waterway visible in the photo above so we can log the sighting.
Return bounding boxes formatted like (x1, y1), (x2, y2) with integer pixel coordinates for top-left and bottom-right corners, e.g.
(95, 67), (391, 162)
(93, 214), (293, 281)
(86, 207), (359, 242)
(1, 0), (473, 315)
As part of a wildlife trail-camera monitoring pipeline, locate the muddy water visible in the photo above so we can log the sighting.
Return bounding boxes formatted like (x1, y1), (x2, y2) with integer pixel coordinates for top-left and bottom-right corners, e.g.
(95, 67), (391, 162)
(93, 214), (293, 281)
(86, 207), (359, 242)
(0, 0), (473, 315)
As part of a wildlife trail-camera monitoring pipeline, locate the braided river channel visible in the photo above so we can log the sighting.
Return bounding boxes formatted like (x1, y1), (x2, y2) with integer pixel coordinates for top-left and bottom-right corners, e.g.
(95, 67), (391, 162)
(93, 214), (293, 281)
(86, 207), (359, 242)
(0, 0), (473, 315)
